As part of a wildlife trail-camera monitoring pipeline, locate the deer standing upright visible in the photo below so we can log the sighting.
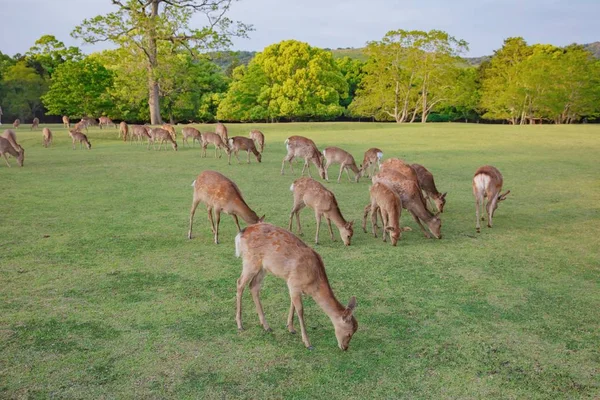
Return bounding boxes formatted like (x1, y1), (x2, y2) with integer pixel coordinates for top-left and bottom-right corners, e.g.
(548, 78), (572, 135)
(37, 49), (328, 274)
(360, 148), (383, 178)
(235, 222), (358, 350)
(119, 121), (128, 142)
(216, 122), (228, 143)
(281, 136), (325, 179)
(473, 165), (510, 232)
(31, 117), (39, 130)
(182, 127), (202, 147)
(289, 177), (354, 246)
(200, 132), (230, 158)
(188, 170), (263, 244)
(412, 163), (447, 213)
(367, 182), (405, 246)
(228, 136), (262, 165)
(249, 129), (265, 152)
(322, 146), (361, 183)
(13, 119), (20, 129)
(99, 116), (115, 129)
(62, 115), (70, 128)
(69, 130), (92, 150)
(42, 127), (53, 148)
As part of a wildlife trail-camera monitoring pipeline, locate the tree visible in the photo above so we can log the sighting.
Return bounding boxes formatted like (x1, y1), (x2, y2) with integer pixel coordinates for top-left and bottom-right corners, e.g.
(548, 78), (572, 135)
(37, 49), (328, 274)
(335, 57), (364, 109)
(42, 58), (114, 118)
(1, 62), (47, 120)
(218, 40), (348, 122)
(72, 0), (251, 124)
(26, 35), (83, 79)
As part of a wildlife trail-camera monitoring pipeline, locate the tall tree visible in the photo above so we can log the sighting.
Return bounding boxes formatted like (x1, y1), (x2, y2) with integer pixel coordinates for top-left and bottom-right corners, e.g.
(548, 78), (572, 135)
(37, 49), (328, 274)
(72, 0), (250, 124)
(1, 62), (47, 120)
(26, 35), (83, 79)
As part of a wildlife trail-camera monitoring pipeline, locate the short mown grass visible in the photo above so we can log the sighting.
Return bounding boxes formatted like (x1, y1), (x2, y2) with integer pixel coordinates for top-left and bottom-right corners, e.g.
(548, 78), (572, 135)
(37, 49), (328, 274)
(1, 122), (598, 399)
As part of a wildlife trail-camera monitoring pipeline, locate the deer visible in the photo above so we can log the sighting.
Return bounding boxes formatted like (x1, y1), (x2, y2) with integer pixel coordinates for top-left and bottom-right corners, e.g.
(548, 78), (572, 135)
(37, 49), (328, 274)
(215, 122), (228, 143)
(98, 116), (116, 129)
(162, 124), (177, 141)
(200, 132), (230, 158)
(149, 128), (178, 151)
(289, 177), (354, 246)
(77, 117), (97, 132)
(228, 136), (262, 165)
(188, 170), (264, 244)
(31, 117), (39, 130)
(235, 222), (358, 350)
(249, 129), (265, 152)
(42, 127), (53, 148)
(322, 146), (361, 183)
(367, 182), (405, 246)
(119, 121), (128, 142)
(130, 125), (151, 147)
(13, 119), (20, 129)
(473, 165), (510, 233)
(411, 164), (447, 213)
(0, 130), (24, 167)
(69, 130), (91, 150)
(359, 148), (383, 178)
(364, 169), (442, 239)
(281, 136), (326, 180)
(62, 115), (70, 129)
(379, 158), (419, 183)
(182, 127), (202, 147)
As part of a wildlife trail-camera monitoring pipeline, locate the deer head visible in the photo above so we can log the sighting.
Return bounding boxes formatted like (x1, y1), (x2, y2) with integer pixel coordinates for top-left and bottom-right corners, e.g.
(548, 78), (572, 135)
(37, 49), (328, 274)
(334, 297), (358, 351)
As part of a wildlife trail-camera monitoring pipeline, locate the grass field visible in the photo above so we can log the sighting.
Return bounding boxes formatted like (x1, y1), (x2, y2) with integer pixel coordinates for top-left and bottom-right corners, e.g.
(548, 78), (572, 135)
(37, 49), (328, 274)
(1, 122), (599, 399)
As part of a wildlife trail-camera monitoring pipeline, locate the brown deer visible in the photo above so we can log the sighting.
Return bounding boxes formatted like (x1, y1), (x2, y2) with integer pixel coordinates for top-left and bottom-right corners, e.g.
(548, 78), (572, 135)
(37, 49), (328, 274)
(367, 182), (405, 246)
(289, 177), (354, 246)
(30, 117), (39, 130)
(322, 146), (361, 183)
(412, 163), (447, 213)
(130, 125), (151, 147)
(99, 116), (116, 129)
(69, 130), (91, 150)
(149, 128), (178, 151)
(78, 117), (98, 132)
(62, 115), (70, 128)
(162, 124), (177, 141)
(119, 121), (128, 142)
(235, 222), (358, 350)
(0, 130), (24, 167)
(42, 127), (53, 148)
(365, 169), (442, 239)
(216, 122), (228, 143)
(281, 136), (325, 179)
(359, 148), (383, 178)
(473, 166), (510, 233)
(200, 132), (230, 158)
(182, 127), (201, 147)
(188, 170), (264, 244)
(379, 158), (419, 183)
(13, 119), (20, 129)
(249, 129), (265, 152)
(228, 136), (262, 165)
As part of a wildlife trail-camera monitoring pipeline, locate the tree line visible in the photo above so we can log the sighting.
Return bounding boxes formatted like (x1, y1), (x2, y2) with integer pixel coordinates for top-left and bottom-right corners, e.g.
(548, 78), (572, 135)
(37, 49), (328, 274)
(1, 1), (598, 125)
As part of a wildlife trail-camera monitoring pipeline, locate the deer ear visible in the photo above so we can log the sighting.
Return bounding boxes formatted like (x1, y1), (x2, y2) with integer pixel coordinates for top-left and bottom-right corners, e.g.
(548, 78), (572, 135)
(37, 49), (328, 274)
(441, 192), (447, 199)
(434, 212), (441, 218)
(342, 296), (357, 321)
(385, 226), (394, 232)
(258, 215), (265, 223)
(498, 190), (511, 201)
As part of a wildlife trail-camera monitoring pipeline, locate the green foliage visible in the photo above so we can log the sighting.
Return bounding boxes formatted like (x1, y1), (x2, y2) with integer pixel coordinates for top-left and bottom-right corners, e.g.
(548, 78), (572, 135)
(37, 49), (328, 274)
(218, 40), (348, 121)
(42, 58), (114, 118)
(1, 61), (47, 120)
(335, 57), (365, 109)
(26, 35), (83, 78)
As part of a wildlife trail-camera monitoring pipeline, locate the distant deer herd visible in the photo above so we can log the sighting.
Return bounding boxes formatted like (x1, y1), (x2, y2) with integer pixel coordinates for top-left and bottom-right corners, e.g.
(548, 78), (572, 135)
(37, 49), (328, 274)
(1, 117), (511, 351)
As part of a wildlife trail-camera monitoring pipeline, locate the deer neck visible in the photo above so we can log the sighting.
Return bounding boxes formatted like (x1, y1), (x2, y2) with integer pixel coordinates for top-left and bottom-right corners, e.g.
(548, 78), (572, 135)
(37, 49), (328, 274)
(311, 280), (345, 321)
(231, 197), (259, 224)
(410, 198), (435, 222)
(325, 203), (347, 229)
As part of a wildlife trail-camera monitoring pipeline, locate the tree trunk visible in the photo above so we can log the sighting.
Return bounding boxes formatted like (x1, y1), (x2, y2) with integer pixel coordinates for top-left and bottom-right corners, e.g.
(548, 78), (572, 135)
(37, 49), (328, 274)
(147, 0), (162, 125)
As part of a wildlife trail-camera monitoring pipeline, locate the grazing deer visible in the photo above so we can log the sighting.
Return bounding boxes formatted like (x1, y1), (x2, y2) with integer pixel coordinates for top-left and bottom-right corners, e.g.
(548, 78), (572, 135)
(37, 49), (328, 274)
(216, 122), (228, 143)
(13, 119), (20, 129)
(78, 117), (97, 132)
(228, 136), (262, 165)
(62, 115), (70, 129)
(162, 124), (177, 141)
(182, 127), (201, 147)
(365, 169), (442, 239)
(188, 170), (264, 244)
(31, 117), (39, 130)
(149, 128), (178, 151)
(119, 121), (128, 142)
(130, 125), (151, 147)
(281, 136), (325, 179)
(69, 130), (91, 150)
(235, 222), (358, 350)
(412, 164), (447, 213)
(0, 130), (24, 167)
(359, 148), (383, 178)
(379, 158), (419, 183)
(99, 116), (116, 129)
(200, 132), (230, 158)
(249, 129), (265, 152)
(367, 182), (405, 246)
(473, 166), (510, 233)
(42, 127), (53, 148)
(322, 146), (361, 183)
(289, 177), (354, 246)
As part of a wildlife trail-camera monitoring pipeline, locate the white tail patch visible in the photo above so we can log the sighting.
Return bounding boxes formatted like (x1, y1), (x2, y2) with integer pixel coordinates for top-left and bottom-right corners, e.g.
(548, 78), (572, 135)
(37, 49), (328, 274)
(191, 180), (196, 187)
(322, 149), (327, 157)
(473, 174), (491, 192)
(290, 183), (295, 192)
(228, 138), (234, 147)
(234, 232), (243, 258)
(377, 152), (383, 161)
(285, 138), (290, 152)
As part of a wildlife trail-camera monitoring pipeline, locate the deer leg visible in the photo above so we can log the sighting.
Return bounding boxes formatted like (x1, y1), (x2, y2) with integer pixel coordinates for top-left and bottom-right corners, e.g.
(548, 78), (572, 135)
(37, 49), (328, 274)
(324, 161), (331, 181)
(215, 145), (218, 158)
(249, 269), (271, 332)
(228, 150), (232, 165)
(410, 210), (431, 238)
(246, 150), (250, 164)
(371, 205), (379, 238)
(487, 198), (498, 228)
(380, 209), (388, 242)
(326, 217), (336, 241)
(337, 165), (344, 183)
(362, 204), (372, 233)
(287, 300), (296, 334)
(345, 166), (352, 182)
(289, 202), (305, 234)
(188, 198), (201, 239)
(314, 211), (322, 244)
(290, 290), (312, 349)
(235, 151), (241, 164)
(207, 206), (216, 235)
(232, 214), (241, 232)
(475, 196), (481, 233)
(236, 264), (258, 331)
(2, 153), (11, 168)
(213, 209), (221, 244)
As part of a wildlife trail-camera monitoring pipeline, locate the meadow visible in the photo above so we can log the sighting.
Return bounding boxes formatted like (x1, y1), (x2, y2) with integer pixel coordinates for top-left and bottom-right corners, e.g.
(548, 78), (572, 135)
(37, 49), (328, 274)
(1, 122), (599, 399)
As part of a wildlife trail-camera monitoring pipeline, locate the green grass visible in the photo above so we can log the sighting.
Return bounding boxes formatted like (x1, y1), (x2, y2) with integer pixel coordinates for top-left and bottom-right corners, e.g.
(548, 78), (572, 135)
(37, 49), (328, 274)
(1, 122), (599, 399)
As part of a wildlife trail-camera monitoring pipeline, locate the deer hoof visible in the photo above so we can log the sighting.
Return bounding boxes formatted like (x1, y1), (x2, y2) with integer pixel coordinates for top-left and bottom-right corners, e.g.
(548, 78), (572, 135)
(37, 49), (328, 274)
(487, 224), (492, 228)
(265, 327), (273, 333)
(307, 346), (314, 351)
(476, 228), (481, 233)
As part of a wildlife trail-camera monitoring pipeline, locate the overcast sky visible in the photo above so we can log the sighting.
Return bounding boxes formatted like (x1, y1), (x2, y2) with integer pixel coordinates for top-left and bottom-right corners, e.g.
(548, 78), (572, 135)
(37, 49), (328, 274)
(0, 0), (598, 57)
